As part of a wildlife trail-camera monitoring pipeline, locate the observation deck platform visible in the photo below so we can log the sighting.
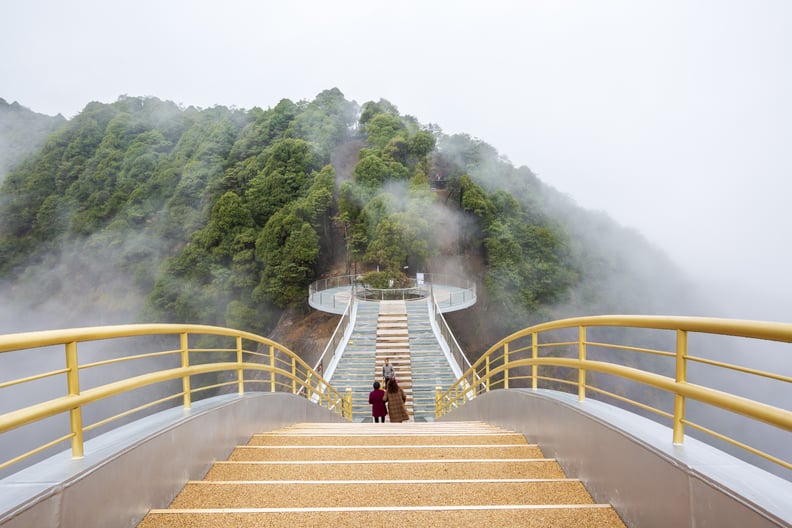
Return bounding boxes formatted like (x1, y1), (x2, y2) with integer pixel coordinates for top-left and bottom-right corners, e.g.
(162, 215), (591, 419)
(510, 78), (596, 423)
(308, 274), (476, 315)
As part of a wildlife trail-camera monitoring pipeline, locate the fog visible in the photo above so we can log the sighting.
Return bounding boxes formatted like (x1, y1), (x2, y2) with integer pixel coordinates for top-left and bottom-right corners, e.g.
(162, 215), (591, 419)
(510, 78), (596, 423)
(3, 0), (790, 323)
(2, 0), (791, 479)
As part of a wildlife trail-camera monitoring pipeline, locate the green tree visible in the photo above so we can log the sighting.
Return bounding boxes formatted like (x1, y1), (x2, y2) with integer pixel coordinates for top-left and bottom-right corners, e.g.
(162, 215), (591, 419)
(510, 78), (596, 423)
(244, 138), (318, 224)
(365, 113), (406, 152)
(254, 208), (320, 307)
(286, 88), (356, 161)
(409, 130), (436, 157)
(353, 155), (390, 190)
(364, 216), (408, 272)
(359, 99), (400, 129)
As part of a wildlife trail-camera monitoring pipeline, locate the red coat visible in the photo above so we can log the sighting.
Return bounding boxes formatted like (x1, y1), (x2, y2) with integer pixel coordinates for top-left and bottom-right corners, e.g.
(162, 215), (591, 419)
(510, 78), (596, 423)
(369, 388), (387, 417)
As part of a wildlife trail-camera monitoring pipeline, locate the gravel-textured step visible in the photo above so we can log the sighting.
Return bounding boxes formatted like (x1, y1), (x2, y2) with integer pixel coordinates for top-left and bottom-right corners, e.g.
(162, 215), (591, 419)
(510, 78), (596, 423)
(139, 505), (626, 528)
(168, 480), (595, 508)
(205, 459), (567, 481)
(248, 432), (528, 446)
(228, 444), (545, 461)
(137, 420), (626, 528)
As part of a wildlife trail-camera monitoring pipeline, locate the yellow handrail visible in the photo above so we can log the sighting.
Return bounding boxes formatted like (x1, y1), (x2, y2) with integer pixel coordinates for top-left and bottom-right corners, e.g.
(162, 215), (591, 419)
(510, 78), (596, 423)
(0, 324), (348, 473)
(436, 315), (792, 473)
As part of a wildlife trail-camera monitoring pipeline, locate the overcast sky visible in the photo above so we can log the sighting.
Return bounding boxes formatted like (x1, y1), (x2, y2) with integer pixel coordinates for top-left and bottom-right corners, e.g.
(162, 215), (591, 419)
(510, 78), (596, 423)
(2, 0), (791, 320)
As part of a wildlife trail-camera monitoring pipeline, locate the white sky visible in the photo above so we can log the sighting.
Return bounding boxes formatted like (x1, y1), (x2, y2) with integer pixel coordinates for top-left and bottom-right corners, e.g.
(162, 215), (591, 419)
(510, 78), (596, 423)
(2, 0), (791, 320)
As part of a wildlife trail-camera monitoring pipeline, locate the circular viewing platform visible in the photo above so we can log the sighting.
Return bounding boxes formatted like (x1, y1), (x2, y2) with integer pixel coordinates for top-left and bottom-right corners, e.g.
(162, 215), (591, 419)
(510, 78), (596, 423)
(308, 274), (477, 315)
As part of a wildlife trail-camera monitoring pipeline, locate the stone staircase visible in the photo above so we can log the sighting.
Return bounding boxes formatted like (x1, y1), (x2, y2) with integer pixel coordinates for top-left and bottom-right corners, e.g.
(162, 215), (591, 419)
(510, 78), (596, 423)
(375, 300), (413, 418)
(137, 421), (626, 527)
(407, 300), (459, 419)
(326, 298), (461, 422)
(330, 301), (379, 418)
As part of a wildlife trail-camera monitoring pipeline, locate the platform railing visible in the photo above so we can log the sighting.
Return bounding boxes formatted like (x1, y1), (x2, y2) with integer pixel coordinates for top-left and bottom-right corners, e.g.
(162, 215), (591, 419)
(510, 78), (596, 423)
(311, 295), (353, 383)
(308, 273), (476, 312)
(421, 273), (476, 309)
(309, 274), (358, 312)
(436, 315), (792, 476)
(0, 324), (348, 473)
(428, 293), (472, 376)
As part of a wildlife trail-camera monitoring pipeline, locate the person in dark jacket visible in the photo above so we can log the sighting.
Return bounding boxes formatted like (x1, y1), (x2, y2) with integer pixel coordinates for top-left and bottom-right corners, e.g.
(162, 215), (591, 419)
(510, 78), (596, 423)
(368, 381), (387, 423)
(382, 358), (395, 386)
(383, 377), (409, 423)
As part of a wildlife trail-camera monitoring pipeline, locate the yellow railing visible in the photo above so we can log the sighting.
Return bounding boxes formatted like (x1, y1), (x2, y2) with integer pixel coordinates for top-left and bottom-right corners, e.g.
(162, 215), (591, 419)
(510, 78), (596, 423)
(436, 315), (792, 474)
(0, 324), (350, 473)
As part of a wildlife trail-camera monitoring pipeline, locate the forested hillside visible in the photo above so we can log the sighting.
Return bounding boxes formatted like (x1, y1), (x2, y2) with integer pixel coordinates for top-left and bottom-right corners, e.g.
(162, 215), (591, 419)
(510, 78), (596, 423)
(0, 89), (700, 356)
(0, 99), (65, 179)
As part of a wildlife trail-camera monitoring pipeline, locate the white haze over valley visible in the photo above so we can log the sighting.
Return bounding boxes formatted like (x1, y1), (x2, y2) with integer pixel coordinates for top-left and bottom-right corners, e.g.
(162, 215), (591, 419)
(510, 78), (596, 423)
(1, 0), (791, 323)
(1, 0), (792, 483)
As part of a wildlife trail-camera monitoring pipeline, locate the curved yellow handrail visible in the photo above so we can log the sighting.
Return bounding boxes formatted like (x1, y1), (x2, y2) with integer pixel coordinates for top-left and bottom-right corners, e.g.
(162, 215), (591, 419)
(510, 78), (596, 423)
(0, 324), (349, 473)
(437, 315), (792, 473)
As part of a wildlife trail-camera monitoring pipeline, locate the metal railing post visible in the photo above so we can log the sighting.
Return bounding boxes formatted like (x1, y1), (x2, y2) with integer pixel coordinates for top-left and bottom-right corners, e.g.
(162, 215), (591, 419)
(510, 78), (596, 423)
(292, 357), (297, 394)
(531, 332), (538, 390)
(180, 332), (191, 409)
(503, 342), (509, 389)
(236, 336), (244, 394)
(345, 388), (353, 419)
(269, 344), (276, 392)
(65, 341), (84, 459)
(485, 356), (491, 391)
(578, 326), (587, 401)
(673, 329), (688, 444)
(435, 386), (442, 418)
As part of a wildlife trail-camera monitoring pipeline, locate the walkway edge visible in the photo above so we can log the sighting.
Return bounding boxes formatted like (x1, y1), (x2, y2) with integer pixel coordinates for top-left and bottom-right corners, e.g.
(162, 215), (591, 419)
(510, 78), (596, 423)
(441, 389), (792, 528)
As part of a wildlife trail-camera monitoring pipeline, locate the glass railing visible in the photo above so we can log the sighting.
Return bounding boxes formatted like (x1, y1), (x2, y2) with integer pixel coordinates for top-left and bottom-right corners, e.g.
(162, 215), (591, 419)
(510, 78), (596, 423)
(309, 273), (476, 311)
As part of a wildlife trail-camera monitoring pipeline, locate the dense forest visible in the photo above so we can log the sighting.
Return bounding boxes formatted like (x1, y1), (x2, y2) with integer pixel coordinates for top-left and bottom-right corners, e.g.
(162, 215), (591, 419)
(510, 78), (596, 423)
(0, 89), (700, 357)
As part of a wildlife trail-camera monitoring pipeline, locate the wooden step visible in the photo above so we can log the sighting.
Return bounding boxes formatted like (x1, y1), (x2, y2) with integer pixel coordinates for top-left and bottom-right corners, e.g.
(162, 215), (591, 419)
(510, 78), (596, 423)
(377, 329), (408, 335)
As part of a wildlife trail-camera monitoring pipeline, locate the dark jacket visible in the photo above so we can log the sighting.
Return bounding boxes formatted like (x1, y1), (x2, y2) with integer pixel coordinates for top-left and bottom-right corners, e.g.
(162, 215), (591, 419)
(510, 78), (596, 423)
(369, 388), (387, 418)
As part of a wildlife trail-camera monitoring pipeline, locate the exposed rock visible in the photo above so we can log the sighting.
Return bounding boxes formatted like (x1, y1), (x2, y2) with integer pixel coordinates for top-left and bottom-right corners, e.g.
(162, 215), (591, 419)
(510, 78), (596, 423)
(268, 307), (341, 369)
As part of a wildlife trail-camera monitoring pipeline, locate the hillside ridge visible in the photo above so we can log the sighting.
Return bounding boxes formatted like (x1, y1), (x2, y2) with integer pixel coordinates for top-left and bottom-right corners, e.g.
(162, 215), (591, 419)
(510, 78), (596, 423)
(0, 90), (702, 362)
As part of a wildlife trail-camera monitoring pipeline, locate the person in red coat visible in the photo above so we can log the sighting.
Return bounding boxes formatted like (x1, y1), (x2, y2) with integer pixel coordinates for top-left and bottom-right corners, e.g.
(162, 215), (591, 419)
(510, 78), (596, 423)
(368, 381), (387, 423)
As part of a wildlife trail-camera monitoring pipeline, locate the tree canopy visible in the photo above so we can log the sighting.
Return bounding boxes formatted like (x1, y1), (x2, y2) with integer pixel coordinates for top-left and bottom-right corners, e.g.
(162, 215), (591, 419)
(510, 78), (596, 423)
(0, 89), (689, 340)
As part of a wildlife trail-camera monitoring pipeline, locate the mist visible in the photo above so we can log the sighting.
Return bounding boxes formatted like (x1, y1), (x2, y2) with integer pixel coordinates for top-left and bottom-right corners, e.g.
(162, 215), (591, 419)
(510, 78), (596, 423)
(0, 226), (174, 477)
(0, 230), (162, 333)
(2, 0), (791, 483)
(3, 1), (791, 322)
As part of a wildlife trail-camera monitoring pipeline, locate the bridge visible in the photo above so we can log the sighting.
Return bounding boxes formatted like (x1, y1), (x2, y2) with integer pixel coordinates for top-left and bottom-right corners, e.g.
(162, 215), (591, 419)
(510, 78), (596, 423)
(1, 275), (792, 527)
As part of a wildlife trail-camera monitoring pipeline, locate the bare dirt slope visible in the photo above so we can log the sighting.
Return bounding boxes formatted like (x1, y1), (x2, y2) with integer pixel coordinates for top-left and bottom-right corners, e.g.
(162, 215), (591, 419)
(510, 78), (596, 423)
(268, 307), (341, 369)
